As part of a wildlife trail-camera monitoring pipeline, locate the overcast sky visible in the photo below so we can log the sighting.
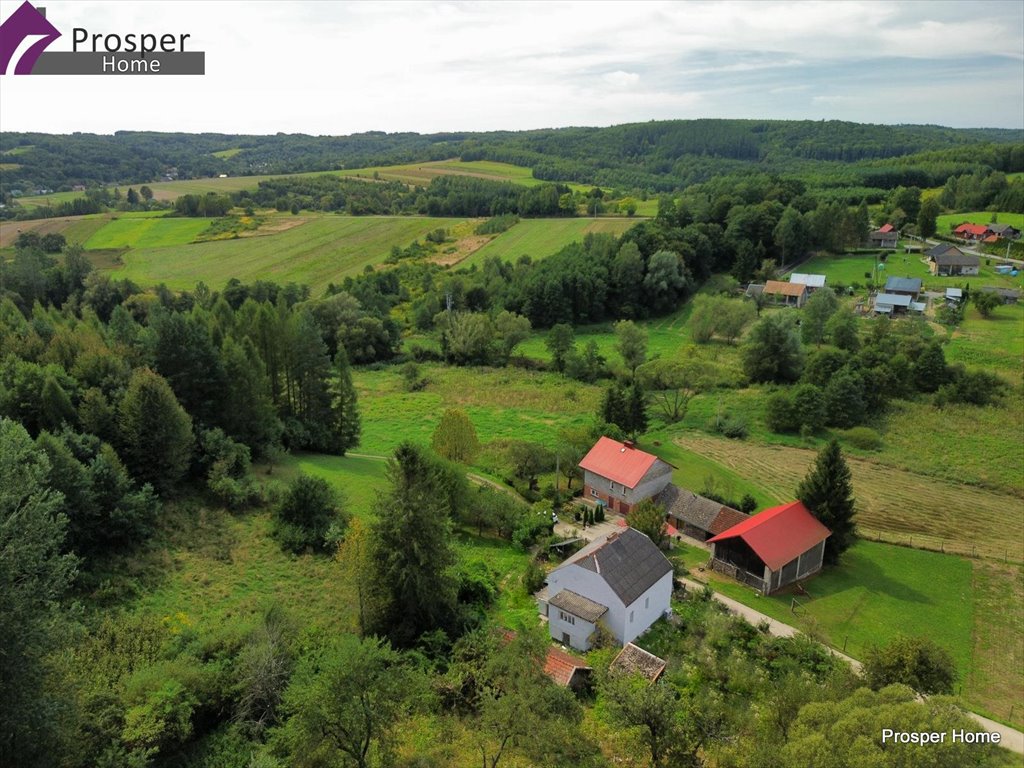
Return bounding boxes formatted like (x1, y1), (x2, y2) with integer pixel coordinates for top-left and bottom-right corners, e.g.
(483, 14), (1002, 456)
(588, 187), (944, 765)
(1, 0), (1022, 135)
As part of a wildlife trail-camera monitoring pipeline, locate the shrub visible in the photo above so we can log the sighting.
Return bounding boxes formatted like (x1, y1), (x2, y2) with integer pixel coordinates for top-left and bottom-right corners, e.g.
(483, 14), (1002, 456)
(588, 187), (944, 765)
(840, 426), (883, 451)
(719, 415), (748, 439)
(271, 474), (347, 554)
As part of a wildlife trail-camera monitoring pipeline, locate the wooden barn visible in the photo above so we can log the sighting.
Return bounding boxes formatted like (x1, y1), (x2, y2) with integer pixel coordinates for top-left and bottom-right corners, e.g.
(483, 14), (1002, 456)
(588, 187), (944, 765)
(707, 501), (830, 594)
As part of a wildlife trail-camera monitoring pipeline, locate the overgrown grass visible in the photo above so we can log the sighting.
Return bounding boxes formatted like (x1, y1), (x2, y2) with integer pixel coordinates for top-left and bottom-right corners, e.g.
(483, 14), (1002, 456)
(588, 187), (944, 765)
(945, 302), (1024, 384)
(354, 364), (602, 457)
(108, 215), (468, 292)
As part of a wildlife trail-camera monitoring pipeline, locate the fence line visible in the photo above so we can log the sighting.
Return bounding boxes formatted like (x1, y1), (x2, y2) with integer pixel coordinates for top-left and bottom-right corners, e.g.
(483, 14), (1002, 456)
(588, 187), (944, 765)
(857, 526), (1023, 564)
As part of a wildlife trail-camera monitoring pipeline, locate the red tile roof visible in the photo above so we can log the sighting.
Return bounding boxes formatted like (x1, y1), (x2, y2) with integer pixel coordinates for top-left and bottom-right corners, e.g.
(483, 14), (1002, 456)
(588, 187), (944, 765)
(879, 223), (894, 233)
(708, 500), (830, 571)
(579, 436), (661, 489)
(544, 646), (591, 687)
(954, 223), (991, 236)
(982, 235), (999, 244)
(764, 280), (808, 297)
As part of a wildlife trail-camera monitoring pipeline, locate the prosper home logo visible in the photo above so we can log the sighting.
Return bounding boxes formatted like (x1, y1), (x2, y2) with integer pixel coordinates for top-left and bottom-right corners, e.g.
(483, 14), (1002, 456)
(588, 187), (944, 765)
(0, 1), (204, 75)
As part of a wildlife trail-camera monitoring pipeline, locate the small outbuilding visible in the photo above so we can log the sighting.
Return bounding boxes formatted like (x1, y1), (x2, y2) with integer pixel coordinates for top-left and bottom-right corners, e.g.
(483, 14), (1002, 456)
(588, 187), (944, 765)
(654, 485), (749, 542)
(708, 501), (831, 594)
(610, 643), (667, 682)
(873, 293), (912, 314)
(869, 230), (899, 249)
(978, 286), (1021, 305)
(763, 280), (809, 308)
(789, 273), (827, 292)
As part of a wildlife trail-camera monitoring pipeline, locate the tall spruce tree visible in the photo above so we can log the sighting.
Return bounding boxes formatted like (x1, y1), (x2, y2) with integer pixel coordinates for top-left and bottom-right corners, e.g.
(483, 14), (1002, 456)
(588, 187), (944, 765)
(329, 348), (361, 455)
(366, 442), (459, 647)
(796, 439), (856, 564)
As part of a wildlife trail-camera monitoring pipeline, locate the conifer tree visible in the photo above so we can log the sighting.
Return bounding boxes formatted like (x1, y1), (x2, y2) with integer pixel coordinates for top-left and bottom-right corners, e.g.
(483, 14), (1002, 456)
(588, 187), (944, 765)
(329, 348), (361, 455)
(796, 439), (856, 564)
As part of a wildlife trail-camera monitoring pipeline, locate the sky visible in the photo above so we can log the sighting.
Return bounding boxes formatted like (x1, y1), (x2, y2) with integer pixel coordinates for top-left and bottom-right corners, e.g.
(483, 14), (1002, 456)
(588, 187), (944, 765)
(0, 0), (1022, 135)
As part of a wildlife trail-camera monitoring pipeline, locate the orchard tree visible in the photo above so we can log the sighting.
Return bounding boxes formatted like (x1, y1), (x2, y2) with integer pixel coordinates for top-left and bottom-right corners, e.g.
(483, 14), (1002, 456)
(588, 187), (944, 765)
(800, 287), (839, 346)
(742, 313), (804, 384)
(972, 290), (1002, 318)
(545, 323), (575, 372)
(614, 319), (648, 378)
(431, 408), (480, 464)
(863, 635), (956, 695)
(796, 439), (856, 564)
(628, 498), (667, 548)
(272, 474), (347, 554)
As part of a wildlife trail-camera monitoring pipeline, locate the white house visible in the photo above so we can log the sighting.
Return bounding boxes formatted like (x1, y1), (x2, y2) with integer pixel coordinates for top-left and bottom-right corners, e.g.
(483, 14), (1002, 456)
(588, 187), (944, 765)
(537, 529), (673, 651)
(579, 437), (674, 515)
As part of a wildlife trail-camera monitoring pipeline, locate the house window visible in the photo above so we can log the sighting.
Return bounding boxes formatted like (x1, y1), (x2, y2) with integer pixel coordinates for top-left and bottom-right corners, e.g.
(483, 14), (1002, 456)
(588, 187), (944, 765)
(645, 597), (649, 610)
(609, 480), (615, 491)
(558, 611), (575, 626)
(630, 611), (634, 623)
(591, 488), (599, 498)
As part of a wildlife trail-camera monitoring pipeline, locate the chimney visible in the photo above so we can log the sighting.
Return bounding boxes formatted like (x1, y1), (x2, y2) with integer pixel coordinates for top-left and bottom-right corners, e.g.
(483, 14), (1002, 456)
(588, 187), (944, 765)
(623, 440), (635, 450)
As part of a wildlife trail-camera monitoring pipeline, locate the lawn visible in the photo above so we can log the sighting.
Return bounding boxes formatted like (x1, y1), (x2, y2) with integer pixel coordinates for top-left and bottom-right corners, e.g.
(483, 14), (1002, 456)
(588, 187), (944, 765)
(459, 217), (638, 268)
(84, 216), (212, 250)
(692, 540), (1022, 728)
(791, 251), (1023, 293)
(107, 214), (469, 292)
(274, 452), (389, 520)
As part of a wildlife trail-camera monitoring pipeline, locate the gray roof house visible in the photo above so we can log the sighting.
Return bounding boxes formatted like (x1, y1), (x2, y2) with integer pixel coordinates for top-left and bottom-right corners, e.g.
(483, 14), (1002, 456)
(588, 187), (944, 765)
(988, 223), (1021, 240)
(945, 287), (963, 306)
(884, 276), (923, 298)
(869, 230), (899, 248)
(537, 529), (673, 651)
(654, 485), (749, 542)
(873, 293), (913, 314)
(927, 244), (980, 276)
(979, 286), (1021, 304)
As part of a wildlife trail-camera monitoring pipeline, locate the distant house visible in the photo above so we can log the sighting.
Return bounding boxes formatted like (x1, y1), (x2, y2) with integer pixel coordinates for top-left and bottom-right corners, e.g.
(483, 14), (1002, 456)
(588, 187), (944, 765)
(978, 286), (1021, 305)
(537, 529), (673, 651)
(988, 223), (1021, 240)
(945, 287), (963, 307)
(869, 229), (899, 249)
(762, 280), (808, 308)
(878, 223), (895, 234)
(872, 293), (913, 315)
(609, 643), (667, 682)
(654, 485), (749, 542)
(789, 273), (827, 292)
(927, 244), (980, 276)
(579, 437), (674, 516)
(883, 276), (923, 299)
(953, 223), (993, 241)
(708, 501), (831, 594)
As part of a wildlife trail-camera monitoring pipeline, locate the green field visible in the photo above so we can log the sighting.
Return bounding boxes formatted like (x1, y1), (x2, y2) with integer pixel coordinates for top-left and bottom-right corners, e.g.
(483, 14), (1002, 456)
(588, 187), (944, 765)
(84, 216), (212, 249)
(14, 189), (88, 210)
(937, 211), (1024, 235)
(945, 302), (1024, 382)
(107, 215), (468, 291)
(211, 147), (243, 159)
(459, 217), (638, 268)
(354, 364), (602, 457)
(791, 251), (1024, 292)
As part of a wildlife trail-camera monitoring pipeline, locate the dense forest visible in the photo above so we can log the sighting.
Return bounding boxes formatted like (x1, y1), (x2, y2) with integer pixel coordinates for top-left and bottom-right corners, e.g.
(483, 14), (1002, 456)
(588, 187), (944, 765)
(2, 119), (1021, 196)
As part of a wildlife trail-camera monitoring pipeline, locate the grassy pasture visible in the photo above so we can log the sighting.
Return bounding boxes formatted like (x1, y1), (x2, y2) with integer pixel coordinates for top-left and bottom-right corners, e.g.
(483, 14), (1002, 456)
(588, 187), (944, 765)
(107, 215), (468, 292)
(945, 302), (1024, 384)
(211, 147), (243, 159)
(84, 216), (211, 250)
(458, 217), (638, 268)
(673, 431), (1023, 561)
(937, 211), (1024, 235)
(14, 189), (88, 209)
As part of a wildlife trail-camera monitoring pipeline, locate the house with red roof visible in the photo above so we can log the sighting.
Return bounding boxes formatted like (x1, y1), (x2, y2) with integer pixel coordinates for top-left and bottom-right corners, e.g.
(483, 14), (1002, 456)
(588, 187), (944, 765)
(878, 223), (895, 233)
(707, 501), (831, 594)
(579, 436), (674, 515)
(953, 223), (994, 241)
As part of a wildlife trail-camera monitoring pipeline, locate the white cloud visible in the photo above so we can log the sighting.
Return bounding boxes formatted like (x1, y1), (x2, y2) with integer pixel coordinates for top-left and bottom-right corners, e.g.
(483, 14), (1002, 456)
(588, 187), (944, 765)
(0, 0), (1020, 133)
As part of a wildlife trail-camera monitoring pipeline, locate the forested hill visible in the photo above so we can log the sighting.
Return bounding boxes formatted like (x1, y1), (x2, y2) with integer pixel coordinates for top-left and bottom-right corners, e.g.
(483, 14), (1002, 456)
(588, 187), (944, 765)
(2, 119), (1021, 193)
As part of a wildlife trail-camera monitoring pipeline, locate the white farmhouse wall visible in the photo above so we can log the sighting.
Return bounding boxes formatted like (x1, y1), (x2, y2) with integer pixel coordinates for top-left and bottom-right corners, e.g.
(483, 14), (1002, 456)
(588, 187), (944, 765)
(618, 571), (673, 646)
(548, 610), (597, 651)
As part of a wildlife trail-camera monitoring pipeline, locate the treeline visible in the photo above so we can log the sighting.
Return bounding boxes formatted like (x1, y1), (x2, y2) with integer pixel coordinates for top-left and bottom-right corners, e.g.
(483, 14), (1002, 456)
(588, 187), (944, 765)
(4, 120), (1020, 196)
(232, 174), (576, 217)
